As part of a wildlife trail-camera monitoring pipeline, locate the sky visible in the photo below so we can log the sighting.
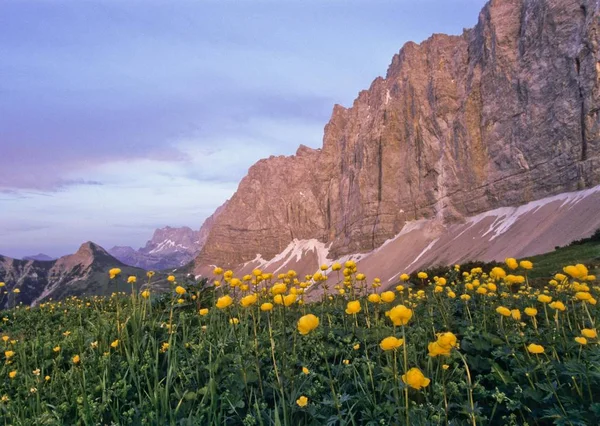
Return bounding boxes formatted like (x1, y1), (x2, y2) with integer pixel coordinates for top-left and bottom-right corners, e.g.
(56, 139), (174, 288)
(0, 0), (486, 259)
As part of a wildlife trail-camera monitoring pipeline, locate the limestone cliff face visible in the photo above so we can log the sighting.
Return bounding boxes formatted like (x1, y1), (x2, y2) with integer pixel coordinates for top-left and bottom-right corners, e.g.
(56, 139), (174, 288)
(195, 0), (600, 270)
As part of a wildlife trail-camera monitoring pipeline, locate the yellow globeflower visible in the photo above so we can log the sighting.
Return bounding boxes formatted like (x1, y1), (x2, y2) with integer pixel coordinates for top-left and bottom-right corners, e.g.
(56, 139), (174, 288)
(379, 336), (404, 351)
(356, 273), (366, 281)
(402, 367), (430, 390)
(575, 337), (588, 345)
(380, 291), (395, 303)
(213, 267), (223, 275)
(417, 272), (428, 280)
(387, 304), (413, 326)
(127, 276), (137, 284)
(437, 332), (458, 350)
(527, 344), (544, 354)
(110, 340), (119, 348)
(108, 268), (121, 279)
(167, 275), (176, 283)
(331, 263), (342, 271)
(524, 307), (537, 317)
(260, 303), (273, 312)
(549, 301), (566, 311)
(141, 290), (151, 299)
(400, 273), (410, 281)
(519, 260), (533, 270)
(505, 258), (519, 270)
(563, 264), (588, 279)
(345, 300), (362, 315)
(460, 294), (471, 301)
(490, 267), (506, 280)
(4, 350), (14, 359)
(496, 306), (511, 317)
(271, 283), (287, 295)
(8, 370), (17, 379)
(175, 286), (186, 295)
(215, 295), (233, 309)
(576, 292), (592, 301)
(368, 293), (381, 303)
(229, 318), (239, 325)
(302, 366), (309, 374)
(581, 328), (597, 339)
(538, 295), (552, 304)
(72, 355), (81, 364)
(297, 314), (319, 335)
(296, 396), (308, 407)
(511, 309), (521, 321)
(554, 273), (567, 282)
(240, 294), (258, 307)
(428, 341), (451, 357)
(199, 308), (209, 316)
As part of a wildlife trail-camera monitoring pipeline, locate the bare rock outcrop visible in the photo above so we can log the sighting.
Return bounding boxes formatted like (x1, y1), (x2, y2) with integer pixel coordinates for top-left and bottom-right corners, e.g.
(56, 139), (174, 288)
(195, 0), (600, 271)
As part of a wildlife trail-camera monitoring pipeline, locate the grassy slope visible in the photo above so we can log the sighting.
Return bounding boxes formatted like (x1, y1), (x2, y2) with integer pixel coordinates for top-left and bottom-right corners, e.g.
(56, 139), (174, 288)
(527, 241), (600, 281)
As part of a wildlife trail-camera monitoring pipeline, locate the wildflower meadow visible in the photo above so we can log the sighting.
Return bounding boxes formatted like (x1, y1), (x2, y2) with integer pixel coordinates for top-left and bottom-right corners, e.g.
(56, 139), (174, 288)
(1, 259), (599, 425)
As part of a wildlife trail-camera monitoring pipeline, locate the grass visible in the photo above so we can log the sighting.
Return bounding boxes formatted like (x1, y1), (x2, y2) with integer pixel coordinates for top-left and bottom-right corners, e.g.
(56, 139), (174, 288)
(0, 254), (599, 425)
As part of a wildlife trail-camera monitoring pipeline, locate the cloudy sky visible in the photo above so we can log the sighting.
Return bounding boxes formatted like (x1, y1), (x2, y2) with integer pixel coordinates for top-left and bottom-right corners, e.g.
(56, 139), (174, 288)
(0, 0), (485, 259)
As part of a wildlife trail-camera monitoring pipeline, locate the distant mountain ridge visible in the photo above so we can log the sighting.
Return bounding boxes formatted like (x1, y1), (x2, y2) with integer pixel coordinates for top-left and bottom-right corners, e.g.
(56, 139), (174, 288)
(0, 242), (149, 307)
(22, 253), (54, 261)
(109, 204), (227, 270)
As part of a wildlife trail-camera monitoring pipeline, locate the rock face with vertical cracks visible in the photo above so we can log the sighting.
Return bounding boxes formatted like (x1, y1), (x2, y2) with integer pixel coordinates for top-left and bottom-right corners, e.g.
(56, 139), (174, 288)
(194, 0), (600, 271)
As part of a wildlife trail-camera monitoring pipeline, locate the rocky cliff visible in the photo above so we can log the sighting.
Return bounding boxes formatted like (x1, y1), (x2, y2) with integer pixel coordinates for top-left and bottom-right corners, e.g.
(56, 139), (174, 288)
(194, 0), (600, 271)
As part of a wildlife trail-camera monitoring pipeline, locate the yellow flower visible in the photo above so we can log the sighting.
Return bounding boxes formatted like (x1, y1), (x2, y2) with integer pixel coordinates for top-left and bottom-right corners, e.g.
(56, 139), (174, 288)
(33, 368), (40, 376)
(283, 294), (297, 306)
(527, 344), (544, 354)
(108, 268), (121, 279)
(1, 336), (8, 342)
(356, 273), (366, 281)
(199, 308), (209, 316)
(490, 267), (506, 280)
(240, 294), (258, 307)
(549, 301), (566, 311)
(402, 367), (430, 390)
(368, 293), (381, 303)
(417, 272), (428, 280)
(505, 258), (519, 270)
(345, 300), (362, 315)
(576, 292), (592, 301)
(331, 263), (342, 271)
(428, 341), (451, 357)
(447, 290), (456, 299)
(400, 273), (410, 281)
(460, 294), (471, 301)
(564, 264), (588, 279)
(146, 271), (155, 279)
(141, 290), (151, 299)
(110, 340), (119, 348)
(581, 328), (597, 339)
(387, 304), (413, 326)
(216, 295), (233, 309)
(538, 295), (552, 304)
(167, 275), (176, 283)
(302, 367), (309, 374)
(554, 273), (567, 282)
(496, 306), (511, 317)
(510, 309), (521, 321)
(519, 260), (533, 270)
(524, 307), (537, 317)
(296, 396), (308, 407)
(53, 346), (61, 353)
(4, 350), (14, 359)
(437, 332), (458, 350)
(177, 298), (185, 304)
(297, 314), (319, 335)
(271, 283), (287, 295)
(160, 342), (170, 353)
(213, 267), (223, 275)
(575, 337), (588, 345)
(442, 364), (450, 370)
(380, 291), (395, 303)
(127, 276), (137, 284)
(72, 355), (81, 364)
(90, 341), (98, 349)
(229, 317), (239, 325)
(13, 288), (20, 294)
(379, 336), (404, 351)
(260, 303), (273, 312)
(173, 286), (186, 295)
(353, 343), (360, 350)
(8, 370), (17, 379)
(44, 375), (50, 382)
